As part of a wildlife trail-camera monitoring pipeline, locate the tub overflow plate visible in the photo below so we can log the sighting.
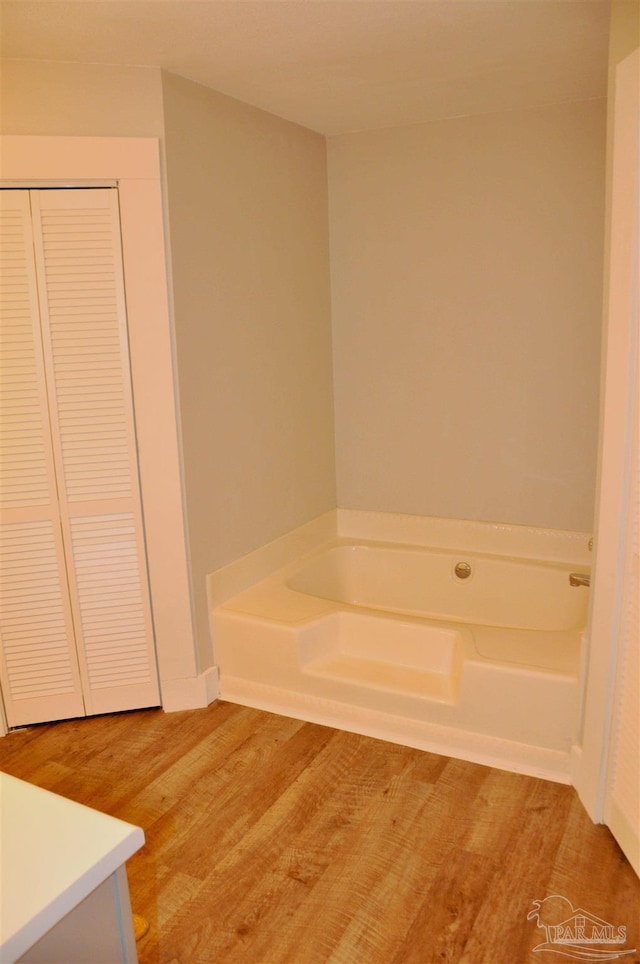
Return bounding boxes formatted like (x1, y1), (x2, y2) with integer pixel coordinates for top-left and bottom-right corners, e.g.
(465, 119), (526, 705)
(454, 561), (472, 580)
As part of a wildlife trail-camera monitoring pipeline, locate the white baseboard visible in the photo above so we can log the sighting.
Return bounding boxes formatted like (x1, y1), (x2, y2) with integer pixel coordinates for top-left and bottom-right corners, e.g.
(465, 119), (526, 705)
(161, 666), (219, 712)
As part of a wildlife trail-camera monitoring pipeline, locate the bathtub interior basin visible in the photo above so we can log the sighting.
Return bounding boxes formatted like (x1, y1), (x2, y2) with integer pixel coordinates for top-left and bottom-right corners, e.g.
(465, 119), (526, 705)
(286, 542), (588, 632)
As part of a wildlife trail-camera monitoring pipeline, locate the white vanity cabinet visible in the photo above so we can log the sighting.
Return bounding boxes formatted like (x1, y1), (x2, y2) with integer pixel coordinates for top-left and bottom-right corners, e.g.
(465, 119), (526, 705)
(0, 773), (144, 963)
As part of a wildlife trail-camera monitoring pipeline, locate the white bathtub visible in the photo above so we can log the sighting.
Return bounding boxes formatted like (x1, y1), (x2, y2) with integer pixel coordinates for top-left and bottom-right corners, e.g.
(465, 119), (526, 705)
(211, 513), (591, 783)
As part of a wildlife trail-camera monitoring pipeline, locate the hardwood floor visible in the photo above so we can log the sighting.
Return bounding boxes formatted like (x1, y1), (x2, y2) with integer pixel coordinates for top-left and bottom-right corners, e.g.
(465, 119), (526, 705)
(1, 702), (638, 964)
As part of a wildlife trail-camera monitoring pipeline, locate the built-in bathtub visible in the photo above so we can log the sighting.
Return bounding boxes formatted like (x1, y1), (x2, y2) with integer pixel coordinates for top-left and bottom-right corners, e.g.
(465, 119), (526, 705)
(210, 512), (592, 782)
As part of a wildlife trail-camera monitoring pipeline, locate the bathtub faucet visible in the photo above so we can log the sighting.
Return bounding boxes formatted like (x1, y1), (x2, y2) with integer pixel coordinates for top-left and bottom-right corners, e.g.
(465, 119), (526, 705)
(569, 572), (590, 587)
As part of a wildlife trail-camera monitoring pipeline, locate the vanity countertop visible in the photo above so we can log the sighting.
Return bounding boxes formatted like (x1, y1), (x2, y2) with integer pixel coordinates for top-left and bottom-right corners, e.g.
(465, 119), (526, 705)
(0, 772), (144, 963)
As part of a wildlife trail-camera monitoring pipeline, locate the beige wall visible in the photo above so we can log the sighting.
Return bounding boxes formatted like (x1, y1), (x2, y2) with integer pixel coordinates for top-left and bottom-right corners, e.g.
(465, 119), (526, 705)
(0, 59), (336, 676)
(328, 99), (606, 531)
(608, 0), (640, 69)
(1, 56), (610, 669)
(0, 60), (164, 136)
(161, 73), (335, 664)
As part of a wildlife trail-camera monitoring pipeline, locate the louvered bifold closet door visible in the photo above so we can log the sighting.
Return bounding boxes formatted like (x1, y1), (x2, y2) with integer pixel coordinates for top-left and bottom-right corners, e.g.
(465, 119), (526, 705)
(0, 191), (86, 726)
(30, 188), (160, 716)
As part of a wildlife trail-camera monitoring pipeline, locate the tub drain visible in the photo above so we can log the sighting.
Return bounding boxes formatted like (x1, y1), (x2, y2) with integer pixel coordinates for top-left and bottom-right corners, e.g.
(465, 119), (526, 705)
(454, 561), (472, 579)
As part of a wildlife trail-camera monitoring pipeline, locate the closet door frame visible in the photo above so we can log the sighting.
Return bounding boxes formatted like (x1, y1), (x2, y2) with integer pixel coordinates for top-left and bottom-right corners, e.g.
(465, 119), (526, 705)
(0, 136), (209, 732)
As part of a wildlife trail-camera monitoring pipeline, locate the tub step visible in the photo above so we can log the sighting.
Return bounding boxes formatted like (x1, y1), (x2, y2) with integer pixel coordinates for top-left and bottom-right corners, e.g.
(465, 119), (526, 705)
(303, 654), (457, 703)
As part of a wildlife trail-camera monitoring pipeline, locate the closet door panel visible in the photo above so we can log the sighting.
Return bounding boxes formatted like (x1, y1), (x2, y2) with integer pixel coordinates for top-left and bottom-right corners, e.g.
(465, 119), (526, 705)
(0, 191), (86, 726)
(31, 189), (160, 715)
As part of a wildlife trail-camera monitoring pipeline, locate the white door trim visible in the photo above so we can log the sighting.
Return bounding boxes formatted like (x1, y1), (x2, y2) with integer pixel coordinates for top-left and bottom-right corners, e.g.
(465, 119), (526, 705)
(572, 50), (639, 834)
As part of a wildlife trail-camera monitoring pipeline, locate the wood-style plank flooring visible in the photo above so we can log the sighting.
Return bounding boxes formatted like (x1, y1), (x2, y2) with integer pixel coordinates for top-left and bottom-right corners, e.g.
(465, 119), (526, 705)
(1, 702), (638, 964)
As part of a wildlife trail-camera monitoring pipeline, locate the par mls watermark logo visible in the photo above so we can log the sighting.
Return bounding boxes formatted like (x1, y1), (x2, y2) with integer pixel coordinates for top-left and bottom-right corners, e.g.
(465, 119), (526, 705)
(527, 894), (637, 961)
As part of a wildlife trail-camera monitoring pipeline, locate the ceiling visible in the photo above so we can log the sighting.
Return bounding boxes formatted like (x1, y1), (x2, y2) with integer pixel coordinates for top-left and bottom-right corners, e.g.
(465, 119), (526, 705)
(0, 1), (611, 135)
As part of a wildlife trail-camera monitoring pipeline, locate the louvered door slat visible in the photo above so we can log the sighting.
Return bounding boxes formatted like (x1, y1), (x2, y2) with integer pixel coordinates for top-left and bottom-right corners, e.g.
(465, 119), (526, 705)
(31, 189), (160, 716)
